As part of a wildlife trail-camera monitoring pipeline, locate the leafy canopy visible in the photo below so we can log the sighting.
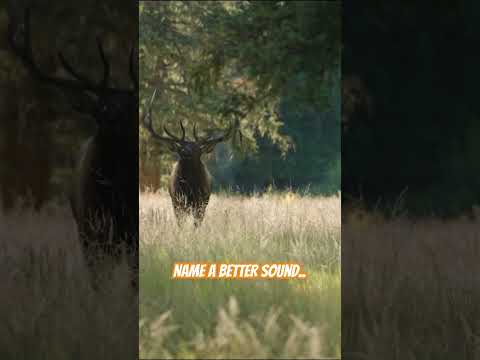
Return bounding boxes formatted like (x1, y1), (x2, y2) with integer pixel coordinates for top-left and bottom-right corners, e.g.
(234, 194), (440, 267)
(139, 1), (340, 155)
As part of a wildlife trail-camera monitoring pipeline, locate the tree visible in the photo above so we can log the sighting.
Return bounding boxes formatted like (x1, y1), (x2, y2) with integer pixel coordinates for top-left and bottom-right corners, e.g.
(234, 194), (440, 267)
(139, 1), (341, 191)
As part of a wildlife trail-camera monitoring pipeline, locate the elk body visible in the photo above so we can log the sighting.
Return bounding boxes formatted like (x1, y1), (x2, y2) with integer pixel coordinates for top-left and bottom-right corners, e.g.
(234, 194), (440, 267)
(9, 9), (139, 287)
(142, 91), (235, 226)
(167, 142), (213, 226)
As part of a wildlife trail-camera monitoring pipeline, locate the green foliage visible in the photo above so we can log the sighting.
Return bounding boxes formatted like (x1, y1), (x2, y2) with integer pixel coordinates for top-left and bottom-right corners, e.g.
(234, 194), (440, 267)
(139, 1), (340, 193)
(211, 74), (341, 194)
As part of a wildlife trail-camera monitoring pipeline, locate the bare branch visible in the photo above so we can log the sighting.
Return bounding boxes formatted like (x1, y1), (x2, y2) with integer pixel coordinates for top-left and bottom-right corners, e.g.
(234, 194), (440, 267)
(141, 89), (179, 144)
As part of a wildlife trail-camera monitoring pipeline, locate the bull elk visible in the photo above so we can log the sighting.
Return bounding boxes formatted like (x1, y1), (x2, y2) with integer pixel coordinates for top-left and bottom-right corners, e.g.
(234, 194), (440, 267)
(142, 90), (237, 226)
(8, 9), (139, 287)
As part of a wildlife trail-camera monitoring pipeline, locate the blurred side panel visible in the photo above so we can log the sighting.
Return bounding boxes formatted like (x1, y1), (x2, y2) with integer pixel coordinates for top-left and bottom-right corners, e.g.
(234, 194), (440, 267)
(342, 2), (479, 359)
(0, 1), (138, 358)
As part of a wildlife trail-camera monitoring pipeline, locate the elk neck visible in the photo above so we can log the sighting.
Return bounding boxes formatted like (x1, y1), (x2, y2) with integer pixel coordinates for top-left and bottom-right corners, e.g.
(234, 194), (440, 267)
(91, 131), (137, 183)
(176, 155), (206, 179)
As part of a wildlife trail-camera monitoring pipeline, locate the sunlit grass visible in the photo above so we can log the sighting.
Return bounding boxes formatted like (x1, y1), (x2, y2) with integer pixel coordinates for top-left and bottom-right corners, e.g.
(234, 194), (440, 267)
(140, 190), (341, 359)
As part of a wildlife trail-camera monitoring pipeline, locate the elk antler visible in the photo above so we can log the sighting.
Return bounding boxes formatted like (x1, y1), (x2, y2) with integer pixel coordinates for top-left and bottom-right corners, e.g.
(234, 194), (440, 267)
(163, 120), (186, 142)
(193, 123), (199, 141)
(8, 8), (134, 96)
(96, 38), (110, 89)
(199, 119), (238, 151)
(141, 89), (183, 146)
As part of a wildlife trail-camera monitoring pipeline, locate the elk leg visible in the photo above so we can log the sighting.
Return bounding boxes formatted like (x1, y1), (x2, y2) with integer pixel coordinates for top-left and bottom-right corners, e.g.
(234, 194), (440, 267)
(193, 205), (206, 227)
(173, 205), (187, 227)
(79, 234), (103, 290)
(78, 216), (114, 289)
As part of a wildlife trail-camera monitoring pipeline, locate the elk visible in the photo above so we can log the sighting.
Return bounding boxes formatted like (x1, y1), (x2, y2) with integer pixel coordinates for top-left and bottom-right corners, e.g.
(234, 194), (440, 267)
(142, 90), (236, 226)
(8, 9), (139, 287)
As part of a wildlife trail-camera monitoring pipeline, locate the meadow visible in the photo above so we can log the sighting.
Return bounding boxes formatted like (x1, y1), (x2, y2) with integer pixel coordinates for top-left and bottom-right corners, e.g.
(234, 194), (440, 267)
(343, 207), (480, 359)
(0, 202), (137, 360)
(139, 190), (341, 359)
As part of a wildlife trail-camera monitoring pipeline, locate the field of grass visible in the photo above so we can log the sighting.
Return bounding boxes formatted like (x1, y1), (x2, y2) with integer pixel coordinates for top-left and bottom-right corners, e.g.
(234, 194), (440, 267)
(139, 190), (341, 359)
(343, 208), (480, 359)
(0, 203), (137, 360)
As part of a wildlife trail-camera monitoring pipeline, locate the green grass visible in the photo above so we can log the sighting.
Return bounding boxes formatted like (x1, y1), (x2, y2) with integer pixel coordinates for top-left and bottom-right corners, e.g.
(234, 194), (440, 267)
(139, 190), (341, 359)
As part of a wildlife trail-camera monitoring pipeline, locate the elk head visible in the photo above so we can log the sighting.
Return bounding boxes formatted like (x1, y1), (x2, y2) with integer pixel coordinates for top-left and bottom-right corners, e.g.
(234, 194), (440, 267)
(8, 8), (138, 144)
(141, 89), (236, 159)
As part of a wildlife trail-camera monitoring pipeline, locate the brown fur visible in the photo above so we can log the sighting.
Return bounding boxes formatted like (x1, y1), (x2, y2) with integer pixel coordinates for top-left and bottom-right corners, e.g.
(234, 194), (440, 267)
(168, 151), (213, 226)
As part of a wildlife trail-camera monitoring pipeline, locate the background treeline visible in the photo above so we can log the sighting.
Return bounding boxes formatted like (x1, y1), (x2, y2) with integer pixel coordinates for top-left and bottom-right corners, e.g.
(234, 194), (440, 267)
(139, 1), (341, 195)
(0, 1), (341, 211)
(0, 0), (136, 210)
(343, 2), (480, 217)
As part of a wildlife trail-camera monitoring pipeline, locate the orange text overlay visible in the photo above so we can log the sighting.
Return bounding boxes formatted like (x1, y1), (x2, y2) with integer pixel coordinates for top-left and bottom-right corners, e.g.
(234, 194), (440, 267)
(171, 263), (307, 280)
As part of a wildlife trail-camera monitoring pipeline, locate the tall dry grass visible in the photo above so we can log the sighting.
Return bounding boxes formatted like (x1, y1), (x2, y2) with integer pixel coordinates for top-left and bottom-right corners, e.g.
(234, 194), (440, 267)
(0, 202), (137, 360)
(343, 209), (480, 359)
(140, 190), (341, 359)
